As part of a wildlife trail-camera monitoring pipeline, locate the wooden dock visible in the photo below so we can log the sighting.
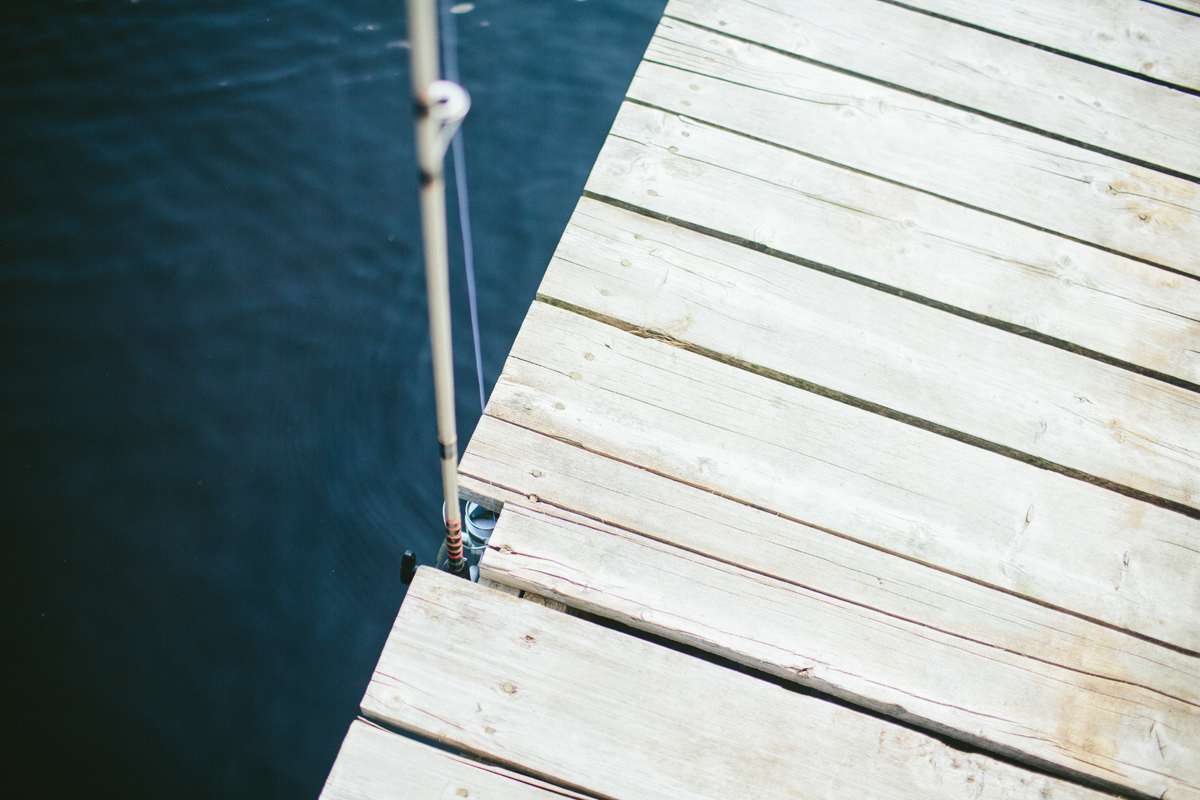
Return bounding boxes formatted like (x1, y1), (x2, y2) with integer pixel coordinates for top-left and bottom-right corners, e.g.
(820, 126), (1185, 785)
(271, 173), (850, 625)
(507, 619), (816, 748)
(324, 1), (1200, 798)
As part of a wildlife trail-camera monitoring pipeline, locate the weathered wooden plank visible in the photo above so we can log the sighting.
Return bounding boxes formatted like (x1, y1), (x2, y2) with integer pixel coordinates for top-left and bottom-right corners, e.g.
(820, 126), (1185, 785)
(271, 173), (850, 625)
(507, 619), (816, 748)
(364, 568), (1114, 800)
(664, 0), (1200, 178)
(631, 20), (1200, 276)
(895, 0), (1200, 92)
(481, 302), (1200, 651)
(459, 417), (1200, 709)
(540, 198), (1200, 510)
(480, 505), (1200, 798)
(587, 103), (1200, 385)
(321, 720), (588, 800)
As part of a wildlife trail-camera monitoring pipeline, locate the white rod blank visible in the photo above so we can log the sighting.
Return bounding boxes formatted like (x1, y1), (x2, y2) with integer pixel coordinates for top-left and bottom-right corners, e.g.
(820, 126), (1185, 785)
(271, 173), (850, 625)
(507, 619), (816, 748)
(408, 0), (468, 571)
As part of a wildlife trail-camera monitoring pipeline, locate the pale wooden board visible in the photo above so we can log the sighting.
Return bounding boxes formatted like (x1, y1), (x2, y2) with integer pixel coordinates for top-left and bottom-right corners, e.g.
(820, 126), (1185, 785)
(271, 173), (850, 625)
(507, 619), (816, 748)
(480, 505), (1200, 797)
(664, 0), (1200, 179)
(630, 20), (1200, 277)
(897, 0), (1200, 92)
(479, 301), (1200, 651)
(587, 103), (1200, 385)
(364, 568), (1114, 800)
(540, 198), (1200, 510)
(460, 418), (1200, 707)
(321, 720), (589, 800)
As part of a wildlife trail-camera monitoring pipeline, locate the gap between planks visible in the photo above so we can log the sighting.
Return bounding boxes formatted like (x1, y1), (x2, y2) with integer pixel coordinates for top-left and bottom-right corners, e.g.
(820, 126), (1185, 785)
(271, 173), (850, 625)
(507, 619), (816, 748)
(468, 303), (1200, 653)
(479, 504), (1200, 798)
(631, 19), (1200, 277)
(364, 568), (1122, 800)
(881, 0), (1200, 94)
(535, 197), (1200, 515)
(321, 719), (594, 800)
(481, 576), (572, 614)
(459, 416), (1200, 683)
(586, 103), (1200, 389)
(1147, 0), (1200, 16)
(663, 0), (1200, 181)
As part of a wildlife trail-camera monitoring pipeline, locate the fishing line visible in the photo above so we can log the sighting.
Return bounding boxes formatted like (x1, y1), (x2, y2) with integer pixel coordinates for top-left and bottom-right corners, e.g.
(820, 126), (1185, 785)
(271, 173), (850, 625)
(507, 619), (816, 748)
(439, 0), (497, 558)
(438, 3), (485, 419)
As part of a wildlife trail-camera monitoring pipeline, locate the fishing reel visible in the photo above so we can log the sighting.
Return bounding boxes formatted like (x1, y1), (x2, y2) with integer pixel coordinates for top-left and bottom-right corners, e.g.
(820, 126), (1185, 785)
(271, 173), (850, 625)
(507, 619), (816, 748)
(403, 500), (498, 584)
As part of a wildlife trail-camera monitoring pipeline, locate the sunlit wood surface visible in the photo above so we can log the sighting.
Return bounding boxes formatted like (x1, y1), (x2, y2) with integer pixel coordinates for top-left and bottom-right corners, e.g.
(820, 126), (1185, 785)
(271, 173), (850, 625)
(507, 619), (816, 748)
(325, 1), (1200, 797)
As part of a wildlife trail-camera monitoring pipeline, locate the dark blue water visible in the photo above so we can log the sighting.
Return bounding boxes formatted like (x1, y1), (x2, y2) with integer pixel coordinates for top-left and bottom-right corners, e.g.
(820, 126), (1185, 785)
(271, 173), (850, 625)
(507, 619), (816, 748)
(1, 1), (663, 796)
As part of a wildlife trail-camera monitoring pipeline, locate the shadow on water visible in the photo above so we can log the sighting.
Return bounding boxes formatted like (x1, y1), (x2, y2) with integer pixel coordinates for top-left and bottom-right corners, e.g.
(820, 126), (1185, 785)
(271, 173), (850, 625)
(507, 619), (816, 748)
(0, 0), (665, 796)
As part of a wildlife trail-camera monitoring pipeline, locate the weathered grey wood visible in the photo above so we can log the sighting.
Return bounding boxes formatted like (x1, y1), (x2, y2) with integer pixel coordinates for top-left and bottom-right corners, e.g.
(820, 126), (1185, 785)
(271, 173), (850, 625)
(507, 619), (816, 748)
(664, 0), (1200, 178)
(587, 103), (1200, 385)
(459, 416), (1200, 708)
(480, 302), (1200, 651)
(540, 198), (1200, 509)
(897, 0), (1200, 92)
(480, 505), (1200, 797)
(321, 720), (588, 800)
(364, 568), (1114, 800)
(630, 20), (1200, 276)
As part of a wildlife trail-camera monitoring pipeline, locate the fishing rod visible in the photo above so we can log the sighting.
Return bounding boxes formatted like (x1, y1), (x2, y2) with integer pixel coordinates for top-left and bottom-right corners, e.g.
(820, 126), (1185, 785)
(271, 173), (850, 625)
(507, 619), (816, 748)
(407, 0), (471, 579)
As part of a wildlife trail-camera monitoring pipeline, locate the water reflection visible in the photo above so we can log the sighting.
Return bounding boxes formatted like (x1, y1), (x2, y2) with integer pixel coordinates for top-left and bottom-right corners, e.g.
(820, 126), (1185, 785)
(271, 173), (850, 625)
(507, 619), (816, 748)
(1, 0), (664, 796)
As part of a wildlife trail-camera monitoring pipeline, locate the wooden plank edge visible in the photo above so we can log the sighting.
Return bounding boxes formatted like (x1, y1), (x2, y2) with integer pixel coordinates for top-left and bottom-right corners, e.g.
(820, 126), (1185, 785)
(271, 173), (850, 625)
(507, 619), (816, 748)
(480, 527), (580, 615)
(1146, 0), (1200, 16)
(535, 291), (1200, 520)
(460, 407), (1200, 658)
(879, 0), (1200, 95)
(365, 568), (1123, 800)
(627, 38), (1200, 280)
(662, 0), (1200, 182)
(479, 504), (1200, 799)
(578, 189), (1200, 393)
(321, 718), (593, 800)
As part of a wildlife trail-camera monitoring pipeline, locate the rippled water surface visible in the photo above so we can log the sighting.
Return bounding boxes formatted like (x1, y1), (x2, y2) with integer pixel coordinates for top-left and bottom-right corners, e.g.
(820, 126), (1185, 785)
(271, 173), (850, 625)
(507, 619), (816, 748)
(2, 1), (664, 796)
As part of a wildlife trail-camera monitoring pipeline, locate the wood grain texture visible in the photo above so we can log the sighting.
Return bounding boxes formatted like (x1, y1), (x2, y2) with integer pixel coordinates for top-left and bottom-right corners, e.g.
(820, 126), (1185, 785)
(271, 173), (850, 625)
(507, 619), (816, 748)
(480, 505), (1200, 797)
(587, 103), (1200, 385)
(321, 720), (588, 800)
(459, 417), (1200, 709)
(895, 0), (1200, 92)
(630, 19), (1200, 276)
(480, 301), (1200, 651)
(664, 0), (1200, 178)
(540, 198), (1200, 509)
(363, 568), (1115, 800)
